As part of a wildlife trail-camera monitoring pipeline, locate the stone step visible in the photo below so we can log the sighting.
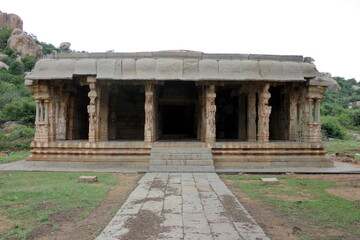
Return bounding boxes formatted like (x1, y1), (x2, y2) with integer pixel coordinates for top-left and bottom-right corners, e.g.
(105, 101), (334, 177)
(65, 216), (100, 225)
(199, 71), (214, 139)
(150, 159), (214, 166)
(150, 154), (213, 161)
(149, 165), (215, 172)
(149, 147), (215, 172)
(151, 148), (211, 154)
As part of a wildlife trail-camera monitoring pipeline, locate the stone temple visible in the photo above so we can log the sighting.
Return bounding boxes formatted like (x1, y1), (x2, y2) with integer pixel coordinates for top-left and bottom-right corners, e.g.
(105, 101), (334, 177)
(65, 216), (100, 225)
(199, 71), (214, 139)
(25, 50), (333, 171)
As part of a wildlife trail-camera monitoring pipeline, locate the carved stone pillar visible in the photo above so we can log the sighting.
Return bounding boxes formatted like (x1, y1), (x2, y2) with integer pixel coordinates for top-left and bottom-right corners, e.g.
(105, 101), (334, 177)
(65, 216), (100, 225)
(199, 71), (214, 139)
(238, 94), (246, 140)
(205, 85), (216, 144)
(87, 76), (97, 143)
(289, 90), (300, 141)
(32, 83), (50, 143)
(144, 83), (156, 143)
(257, 84), (271, 142)
(201, 86), (207, 142)
(99, 85), (109, 141)
(56, 92), (69, 140)
(303, 86), (325, 142)
(197, 88), (203, 140)
(314, 99), (321, 123)
(247, 92), (257, 141)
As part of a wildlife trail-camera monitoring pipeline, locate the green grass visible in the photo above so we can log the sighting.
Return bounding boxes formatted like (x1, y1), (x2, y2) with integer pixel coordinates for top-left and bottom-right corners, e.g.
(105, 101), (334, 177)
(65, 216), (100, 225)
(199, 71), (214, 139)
(0, 172), (118, 239)
(228, 175), (360, 240)
(0, 151), (30, 164)
(324, 139), (360, 161)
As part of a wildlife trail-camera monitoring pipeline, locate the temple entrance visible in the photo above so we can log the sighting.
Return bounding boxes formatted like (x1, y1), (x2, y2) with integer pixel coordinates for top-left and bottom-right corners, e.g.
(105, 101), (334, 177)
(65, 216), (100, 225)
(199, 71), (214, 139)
(216, 86), (239, 140)
(69, 83), (89, 140)
(158, 81), (198, 140)
(161, 105), (195, 139)
(108, 85), (145, 140)
(269, 86), (290, 140)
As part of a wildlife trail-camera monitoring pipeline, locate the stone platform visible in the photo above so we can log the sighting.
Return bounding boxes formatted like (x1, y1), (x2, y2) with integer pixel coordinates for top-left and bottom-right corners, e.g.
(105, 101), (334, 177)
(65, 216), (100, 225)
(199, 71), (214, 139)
(96, 173), (270, 240)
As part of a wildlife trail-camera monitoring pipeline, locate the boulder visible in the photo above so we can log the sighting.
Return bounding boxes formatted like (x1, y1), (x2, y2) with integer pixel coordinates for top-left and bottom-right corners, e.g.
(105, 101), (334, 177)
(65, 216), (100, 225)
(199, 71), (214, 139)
(352, 85), (360, 90)
(0, 61), (9, 70)
(322, 72), (341, 91)
(0, 53), (7, 58)
(7, 28), (43, 58)
(60, 42), (71, 51)
(0, 11), (23, 30)
(2, 121), (21, 132)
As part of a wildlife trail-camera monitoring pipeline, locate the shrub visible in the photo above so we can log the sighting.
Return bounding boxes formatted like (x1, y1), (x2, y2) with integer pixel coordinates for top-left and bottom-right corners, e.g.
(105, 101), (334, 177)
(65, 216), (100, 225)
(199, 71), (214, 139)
(4, 46), (16, 56)
(0, 27), (12, 51)
(321, 116), (348, 139)
(21, 56), (37, 72)
(0, 125), (34, 151)
(9, 61), (24, 75)
(0, 97), (36, 126)
(0, 69), (24, 84)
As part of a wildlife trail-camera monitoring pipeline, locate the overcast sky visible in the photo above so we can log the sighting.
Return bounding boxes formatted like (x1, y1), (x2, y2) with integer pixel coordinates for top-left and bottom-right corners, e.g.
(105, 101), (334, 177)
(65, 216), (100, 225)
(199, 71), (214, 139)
(2, 0), (360, 81)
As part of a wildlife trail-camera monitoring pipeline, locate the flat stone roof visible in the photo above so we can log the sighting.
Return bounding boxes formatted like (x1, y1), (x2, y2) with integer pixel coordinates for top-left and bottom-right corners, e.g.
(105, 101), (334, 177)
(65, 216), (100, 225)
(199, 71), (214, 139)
(26, 50), (330, 83)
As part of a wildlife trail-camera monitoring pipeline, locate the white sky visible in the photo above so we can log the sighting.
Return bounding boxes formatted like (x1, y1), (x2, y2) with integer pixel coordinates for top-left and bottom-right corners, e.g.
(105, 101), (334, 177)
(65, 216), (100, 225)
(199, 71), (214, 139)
(2, 0), (360, 81)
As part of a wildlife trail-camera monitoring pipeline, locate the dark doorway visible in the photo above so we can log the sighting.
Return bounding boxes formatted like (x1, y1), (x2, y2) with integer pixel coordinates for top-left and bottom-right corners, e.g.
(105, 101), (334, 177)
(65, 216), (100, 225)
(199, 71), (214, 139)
(158, 81), (198, 140)
(161, 105), (195, 138)
(71, 85), (89, 140)
(216, 86), (239, 139)
(269, 86), (289, 140)
(108, 85), (145, 140)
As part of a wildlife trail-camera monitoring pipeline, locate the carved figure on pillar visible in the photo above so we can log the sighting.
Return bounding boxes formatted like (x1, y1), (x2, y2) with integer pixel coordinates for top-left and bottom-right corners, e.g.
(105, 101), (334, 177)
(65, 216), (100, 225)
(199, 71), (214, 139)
(257, 84), (271, 142)
(205, 85), (216, 144)
(31, 83), (50, 143)
(87, 104), (96, 142)
(87, 77), (97, 143)
(144, 83), (155, 143)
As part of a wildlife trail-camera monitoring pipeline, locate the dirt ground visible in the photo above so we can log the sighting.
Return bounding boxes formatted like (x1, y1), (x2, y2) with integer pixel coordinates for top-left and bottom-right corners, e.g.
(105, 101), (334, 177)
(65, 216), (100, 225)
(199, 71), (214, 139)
(29, 173), (142, 240)
(221, 174), (360, 240)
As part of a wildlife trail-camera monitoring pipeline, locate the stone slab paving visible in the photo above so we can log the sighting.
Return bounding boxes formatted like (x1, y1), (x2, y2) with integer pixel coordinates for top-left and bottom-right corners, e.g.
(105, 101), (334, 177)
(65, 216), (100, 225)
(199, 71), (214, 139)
(96, 173), (270, 240)
(0, 160), (359, 173)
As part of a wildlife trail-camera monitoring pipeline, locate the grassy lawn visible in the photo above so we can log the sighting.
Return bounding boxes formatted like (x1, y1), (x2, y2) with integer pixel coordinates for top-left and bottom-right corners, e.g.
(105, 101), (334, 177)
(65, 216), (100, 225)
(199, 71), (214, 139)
(324, 139), (360, 161)
(0, 151), (30, 164)
(0, 172), (118, 239)
(228, 175), (360, 240)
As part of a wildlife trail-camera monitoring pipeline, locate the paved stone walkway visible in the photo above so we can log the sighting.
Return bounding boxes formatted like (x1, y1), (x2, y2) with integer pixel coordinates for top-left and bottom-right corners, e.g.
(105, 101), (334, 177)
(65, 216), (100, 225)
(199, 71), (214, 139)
(1, 160), (359, 173)
(96, 173), (269, 240)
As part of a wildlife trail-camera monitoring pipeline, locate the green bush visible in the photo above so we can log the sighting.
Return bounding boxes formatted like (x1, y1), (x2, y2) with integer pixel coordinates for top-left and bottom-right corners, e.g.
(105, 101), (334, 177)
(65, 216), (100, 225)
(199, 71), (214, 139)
(0, 125), (34, 151)
(0, 97), (35, 126)
(0, 27), (12, 51)
(321, 116), (348, 139)
(21, 56), (37, 72)
(350, 110), (360, 128)
(0, 55), (17, 66)
(0, 69), (24, 84)
(4, 46), (16, 56)
(8, 61), (24, 75)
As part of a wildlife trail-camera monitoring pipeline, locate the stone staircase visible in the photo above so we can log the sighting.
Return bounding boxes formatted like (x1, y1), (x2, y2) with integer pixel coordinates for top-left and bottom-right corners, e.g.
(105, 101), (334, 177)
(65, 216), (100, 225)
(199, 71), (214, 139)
(149, 147), (215, 172)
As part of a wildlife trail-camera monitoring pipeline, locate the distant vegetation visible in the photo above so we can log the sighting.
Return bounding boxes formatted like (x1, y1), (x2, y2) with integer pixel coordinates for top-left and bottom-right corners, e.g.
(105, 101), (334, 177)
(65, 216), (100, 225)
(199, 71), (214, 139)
(321, 77), (360, 139)
(0, 27), (60, 151)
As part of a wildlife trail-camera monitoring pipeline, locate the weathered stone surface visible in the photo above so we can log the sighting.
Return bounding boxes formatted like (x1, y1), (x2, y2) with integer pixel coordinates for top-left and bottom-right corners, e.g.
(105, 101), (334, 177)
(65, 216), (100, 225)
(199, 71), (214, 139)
(2, 121), (21, 132)
(27, 52), (328, 82)
(77, 176), (98, 182)
(323, 72), (341, 90)
(261, 177), (280, 184)
(0, 61), (9, 70)
(60, 42), (71, 51)
(96, 173), (269, 240)
(7, 28), (43, 58)
(0, 11), (23, 30)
